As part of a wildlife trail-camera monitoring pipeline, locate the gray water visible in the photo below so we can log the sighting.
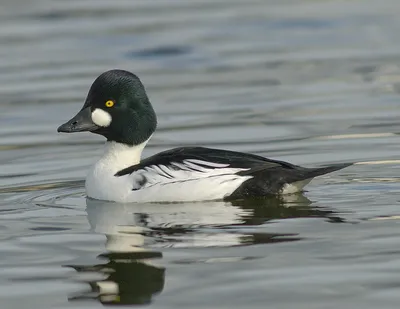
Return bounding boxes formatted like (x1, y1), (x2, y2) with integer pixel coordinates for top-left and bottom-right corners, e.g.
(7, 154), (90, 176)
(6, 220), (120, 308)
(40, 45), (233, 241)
(2, 0), (400, 308)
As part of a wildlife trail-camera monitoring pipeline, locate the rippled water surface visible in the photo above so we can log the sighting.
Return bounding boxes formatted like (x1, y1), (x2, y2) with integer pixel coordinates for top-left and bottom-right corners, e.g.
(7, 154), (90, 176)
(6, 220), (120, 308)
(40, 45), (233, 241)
(2, 0), (400, 308)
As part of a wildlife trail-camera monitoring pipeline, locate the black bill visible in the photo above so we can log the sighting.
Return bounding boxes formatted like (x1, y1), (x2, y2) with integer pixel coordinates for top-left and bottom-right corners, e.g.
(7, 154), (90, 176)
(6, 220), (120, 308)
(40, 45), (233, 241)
(57, 106), (99, 133)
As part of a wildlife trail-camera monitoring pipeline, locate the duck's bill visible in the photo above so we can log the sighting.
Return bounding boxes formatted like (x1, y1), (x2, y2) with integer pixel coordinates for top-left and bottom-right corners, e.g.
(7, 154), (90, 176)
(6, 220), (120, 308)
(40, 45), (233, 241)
(57, 106), (100, 133)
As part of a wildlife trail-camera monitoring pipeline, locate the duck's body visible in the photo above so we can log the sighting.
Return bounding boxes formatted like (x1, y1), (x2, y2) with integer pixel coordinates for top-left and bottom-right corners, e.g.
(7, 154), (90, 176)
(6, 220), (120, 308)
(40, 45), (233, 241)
(58, 69), (351, 203)
(86, 143), (349, 203)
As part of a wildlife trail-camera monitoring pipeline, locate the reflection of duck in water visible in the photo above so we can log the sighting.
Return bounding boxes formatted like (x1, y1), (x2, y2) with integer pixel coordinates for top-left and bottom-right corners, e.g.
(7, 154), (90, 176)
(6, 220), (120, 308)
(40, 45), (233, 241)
(233, 195), (346, 226)
(68, 251), (164, 305)
(67, 195), (344, 305)
(67, 199), (166, 306)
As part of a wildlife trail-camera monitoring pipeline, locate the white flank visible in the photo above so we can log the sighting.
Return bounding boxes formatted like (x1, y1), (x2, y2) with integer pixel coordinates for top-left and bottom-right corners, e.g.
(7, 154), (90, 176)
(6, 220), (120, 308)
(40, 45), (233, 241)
(86, 148), (252, 203)
(128, 162), (251, 203)
(92, 108), (112, 127)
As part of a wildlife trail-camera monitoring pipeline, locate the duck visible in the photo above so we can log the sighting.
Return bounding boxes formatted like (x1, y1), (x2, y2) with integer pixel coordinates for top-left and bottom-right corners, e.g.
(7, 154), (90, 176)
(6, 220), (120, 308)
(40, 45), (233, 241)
(57, 69), (351, 203)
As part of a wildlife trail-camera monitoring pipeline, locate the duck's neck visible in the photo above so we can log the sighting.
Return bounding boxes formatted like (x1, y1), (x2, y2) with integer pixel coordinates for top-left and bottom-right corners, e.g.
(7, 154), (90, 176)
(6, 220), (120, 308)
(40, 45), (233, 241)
(99, 138), (150, 173)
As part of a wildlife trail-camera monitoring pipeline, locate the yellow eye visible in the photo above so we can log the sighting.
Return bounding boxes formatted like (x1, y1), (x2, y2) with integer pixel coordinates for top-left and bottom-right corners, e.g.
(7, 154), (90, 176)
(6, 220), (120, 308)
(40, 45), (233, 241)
(105, 100), (114, 108)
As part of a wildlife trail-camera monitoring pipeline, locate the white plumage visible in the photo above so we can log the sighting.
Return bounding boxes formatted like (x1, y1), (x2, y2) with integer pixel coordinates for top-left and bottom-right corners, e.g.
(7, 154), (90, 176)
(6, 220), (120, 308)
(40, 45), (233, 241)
(85, 141), (252, 203)
(91, 108), (112, 127)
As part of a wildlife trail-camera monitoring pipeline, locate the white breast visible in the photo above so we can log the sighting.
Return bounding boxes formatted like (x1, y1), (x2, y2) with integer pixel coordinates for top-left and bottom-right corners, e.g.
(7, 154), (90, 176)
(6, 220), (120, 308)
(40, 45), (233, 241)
(85, 140), (148, 202)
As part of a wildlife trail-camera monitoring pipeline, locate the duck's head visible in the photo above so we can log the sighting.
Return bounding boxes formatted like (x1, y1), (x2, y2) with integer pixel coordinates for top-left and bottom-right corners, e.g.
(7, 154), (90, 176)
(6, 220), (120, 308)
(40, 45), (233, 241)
(58, 70), (157, 146)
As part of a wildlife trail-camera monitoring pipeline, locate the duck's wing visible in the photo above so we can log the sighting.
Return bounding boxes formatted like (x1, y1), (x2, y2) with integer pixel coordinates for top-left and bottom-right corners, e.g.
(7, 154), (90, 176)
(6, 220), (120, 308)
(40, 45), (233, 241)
(115, 146), (295, 177)
(115, 147), (351, 197)
(116, 147), (297, 176)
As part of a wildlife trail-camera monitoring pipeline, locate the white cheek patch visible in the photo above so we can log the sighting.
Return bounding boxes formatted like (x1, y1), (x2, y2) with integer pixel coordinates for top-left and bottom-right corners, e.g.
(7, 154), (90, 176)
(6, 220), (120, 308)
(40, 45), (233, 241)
(92, 109), (112, 127)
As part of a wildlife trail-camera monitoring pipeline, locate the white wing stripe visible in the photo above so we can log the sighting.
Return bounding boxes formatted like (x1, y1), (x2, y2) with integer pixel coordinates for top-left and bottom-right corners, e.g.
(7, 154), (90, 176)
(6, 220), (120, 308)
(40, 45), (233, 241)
(182, 160), (209, 172)
(171, 162), (192, 171)
(151, 165), (172, 179)
(132, 162), (250, 188)
(158, 164), (174, 178)
(184, 159), (230, 168)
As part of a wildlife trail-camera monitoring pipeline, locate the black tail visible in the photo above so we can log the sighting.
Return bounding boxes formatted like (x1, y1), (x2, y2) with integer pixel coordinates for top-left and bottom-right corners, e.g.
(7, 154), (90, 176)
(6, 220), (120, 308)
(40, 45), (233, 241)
(228, 162), (352, 199)
(303, 162), (353, 179)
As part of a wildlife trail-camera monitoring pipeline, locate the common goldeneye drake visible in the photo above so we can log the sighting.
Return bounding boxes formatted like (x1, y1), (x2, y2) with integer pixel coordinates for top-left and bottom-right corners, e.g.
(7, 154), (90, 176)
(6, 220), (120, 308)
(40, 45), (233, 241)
(57, 69), (351, 203)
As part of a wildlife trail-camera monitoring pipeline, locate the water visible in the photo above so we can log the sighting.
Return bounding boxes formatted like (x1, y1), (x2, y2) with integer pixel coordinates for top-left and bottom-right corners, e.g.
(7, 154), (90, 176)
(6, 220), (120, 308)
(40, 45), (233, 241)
(1, 0), (400, 308)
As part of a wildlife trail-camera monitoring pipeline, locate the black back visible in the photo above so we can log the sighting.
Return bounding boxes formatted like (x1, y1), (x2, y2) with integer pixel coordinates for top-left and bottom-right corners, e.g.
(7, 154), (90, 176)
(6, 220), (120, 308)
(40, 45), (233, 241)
(115, 146), (299, 176)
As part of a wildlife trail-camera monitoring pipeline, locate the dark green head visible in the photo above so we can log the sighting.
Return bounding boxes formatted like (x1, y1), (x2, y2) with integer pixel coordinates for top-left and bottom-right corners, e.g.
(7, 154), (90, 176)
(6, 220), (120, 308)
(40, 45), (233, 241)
(58, 69), (157, 146)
